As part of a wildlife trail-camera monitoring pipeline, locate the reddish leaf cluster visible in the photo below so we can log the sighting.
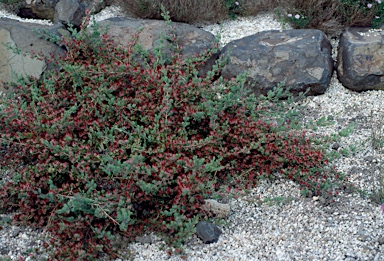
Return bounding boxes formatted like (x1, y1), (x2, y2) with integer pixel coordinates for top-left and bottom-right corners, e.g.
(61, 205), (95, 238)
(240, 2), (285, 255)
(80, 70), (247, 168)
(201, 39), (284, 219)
(0, 22), (332, 259)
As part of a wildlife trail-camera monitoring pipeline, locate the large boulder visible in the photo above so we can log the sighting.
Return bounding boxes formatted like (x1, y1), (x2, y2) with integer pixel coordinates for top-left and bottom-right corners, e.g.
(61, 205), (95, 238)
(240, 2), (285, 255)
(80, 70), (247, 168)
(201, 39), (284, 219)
(96, 17), (220, 77)
(220, 29), (334, 97)
(54, 0), (86, 28)
(17, 0), (109, 22)
(18, 0), (60, 20)
(0, 18), (66, 93)
(337, 27), (384, 92)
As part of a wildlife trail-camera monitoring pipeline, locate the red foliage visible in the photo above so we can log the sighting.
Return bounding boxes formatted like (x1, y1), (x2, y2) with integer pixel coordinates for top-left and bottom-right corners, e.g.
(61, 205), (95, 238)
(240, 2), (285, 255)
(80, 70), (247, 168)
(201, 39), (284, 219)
(0, 23), (331, 259)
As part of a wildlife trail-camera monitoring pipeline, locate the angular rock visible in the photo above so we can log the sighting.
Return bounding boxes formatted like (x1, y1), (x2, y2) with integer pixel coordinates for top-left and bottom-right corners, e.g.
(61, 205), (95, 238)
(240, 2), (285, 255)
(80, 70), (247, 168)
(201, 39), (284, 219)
(195, 221), (222, 244)
(0, 18), (66, 92)
(331, 142), (340, 150)
(337, 27), (384, 92)
(135, 234), (153, 244)
(220, 29), (334, 97)
(96, 17), (219, 77)
(378, 236), (384, 245)
(0, 245), (9, 255)
(54, 0), (86, 28)
(18, 0), (108, 21)
(19, 0), (60, 20)
(201, 199), (230, 218)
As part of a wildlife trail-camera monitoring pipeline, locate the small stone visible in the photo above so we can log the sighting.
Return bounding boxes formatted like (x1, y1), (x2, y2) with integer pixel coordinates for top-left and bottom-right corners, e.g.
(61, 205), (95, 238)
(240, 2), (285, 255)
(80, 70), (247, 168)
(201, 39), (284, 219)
(357, 230), (370, 242)
(305, 190), (314, 198)
(332, 142), (340, 150)
(20, 233), (28, 240)
(364, 156), (374, 162)
(201, 199), (230, 218)
(0, 245), (9, 255)
(360, 246), (371, 253)
(312, 196), (319, 201)
(135, 234), (153, 244)
(10, 228), (20, 238)
(196, 221), (222, 244)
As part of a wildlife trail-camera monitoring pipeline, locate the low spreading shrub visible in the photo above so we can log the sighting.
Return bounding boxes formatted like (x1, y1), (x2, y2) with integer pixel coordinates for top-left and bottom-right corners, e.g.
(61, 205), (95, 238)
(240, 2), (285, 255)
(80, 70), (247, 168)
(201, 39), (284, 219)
(115, 0), (281, 23)
(0, 0), (24, 14)
(117, 0), (383, 37)
(114, 0), (229, 24)
(224, 0), (281, 18)
(368, 109), (384, 205)
(277, 0), (383, 37)
(0, 9), (349, 260)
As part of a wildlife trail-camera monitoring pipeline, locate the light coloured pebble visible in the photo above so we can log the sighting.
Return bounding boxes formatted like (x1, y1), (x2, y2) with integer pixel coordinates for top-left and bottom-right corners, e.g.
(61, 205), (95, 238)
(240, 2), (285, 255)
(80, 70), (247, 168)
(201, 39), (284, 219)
(0, 6), (384, 261)
(202, 12), (293, 47)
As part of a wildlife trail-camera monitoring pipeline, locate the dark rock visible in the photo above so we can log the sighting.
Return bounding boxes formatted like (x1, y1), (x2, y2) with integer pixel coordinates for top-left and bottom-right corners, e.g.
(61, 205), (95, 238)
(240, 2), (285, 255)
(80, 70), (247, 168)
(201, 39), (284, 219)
(0, 18), (66, 93)
(77, 0), (111, 14)
(22, 0), (60, 21)
(96, 17), (220, 77)
(16, 0), (108, 21)
(332, 142), (340, 150)
(0, 245), (10, 255)
(54, 0), (86, 28)
(1, 6), (384, 100)
(17, 7), (42, 19)
(364, 155), (374, 162)
(195, 221), (222, 244)
(220, 29), (334, 97)
(135, 234), (153, 244)
(337, 27), (384, 92)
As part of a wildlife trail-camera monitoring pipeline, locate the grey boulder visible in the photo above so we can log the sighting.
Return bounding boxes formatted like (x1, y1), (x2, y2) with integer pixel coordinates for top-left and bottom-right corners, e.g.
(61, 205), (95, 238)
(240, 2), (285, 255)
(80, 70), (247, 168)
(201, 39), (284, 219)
(54, 0), (86, 28)
(220, 29), (334, 97)
(18, 0), (108, 22)
(19, 0), (60, 20)
(0, 18), (66, 93)
(96, 17), (220, 77)
(337, 27), (384, 92)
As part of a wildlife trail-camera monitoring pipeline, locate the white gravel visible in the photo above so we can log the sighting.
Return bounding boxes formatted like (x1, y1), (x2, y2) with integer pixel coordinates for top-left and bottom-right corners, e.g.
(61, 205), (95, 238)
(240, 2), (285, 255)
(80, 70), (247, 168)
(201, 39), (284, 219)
(1, 6), (384, 261)
(0, 6), (52, 25)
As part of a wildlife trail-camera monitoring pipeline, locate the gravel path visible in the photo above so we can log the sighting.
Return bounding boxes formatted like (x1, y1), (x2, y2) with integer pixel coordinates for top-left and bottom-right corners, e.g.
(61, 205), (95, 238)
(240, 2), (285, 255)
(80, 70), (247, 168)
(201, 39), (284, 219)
(0, 6), (384, 261)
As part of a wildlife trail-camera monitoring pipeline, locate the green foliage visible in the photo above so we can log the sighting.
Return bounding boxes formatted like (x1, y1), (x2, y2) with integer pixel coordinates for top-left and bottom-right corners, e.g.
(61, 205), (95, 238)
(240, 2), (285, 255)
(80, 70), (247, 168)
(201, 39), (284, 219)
(276, 0), (383, 36)
(224, 0), (243, 19)
(282, 12), (310, 29)
(0, 0), (24, 13)
(112, 0), (384, 37)
(340, 0), (384, 28)
(338, 122), (357, 137)
(114, 0), (228, 24)
(368, 109), (384, 205)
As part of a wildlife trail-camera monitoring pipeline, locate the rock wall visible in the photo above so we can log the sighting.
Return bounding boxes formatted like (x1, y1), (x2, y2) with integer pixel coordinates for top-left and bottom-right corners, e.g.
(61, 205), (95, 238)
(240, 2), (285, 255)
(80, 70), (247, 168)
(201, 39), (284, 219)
(0, 1), (383, 96)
